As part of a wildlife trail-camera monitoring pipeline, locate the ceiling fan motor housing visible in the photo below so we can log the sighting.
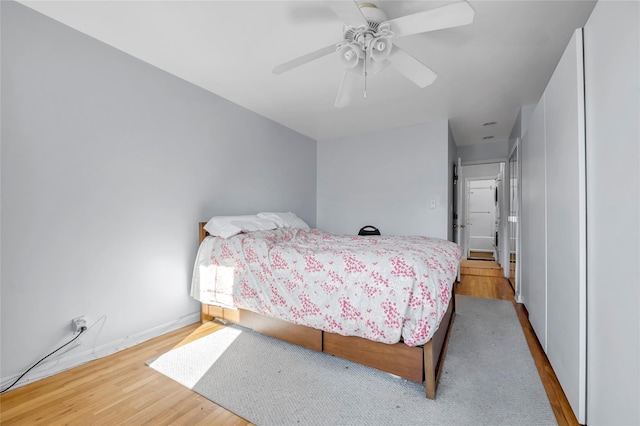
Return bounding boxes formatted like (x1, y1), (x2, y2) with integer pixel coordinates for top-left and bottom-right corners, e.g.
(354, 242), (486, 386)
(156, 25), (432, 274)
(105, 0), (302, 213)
(343, 4), (389, 42)
(358, 2), (388, 24)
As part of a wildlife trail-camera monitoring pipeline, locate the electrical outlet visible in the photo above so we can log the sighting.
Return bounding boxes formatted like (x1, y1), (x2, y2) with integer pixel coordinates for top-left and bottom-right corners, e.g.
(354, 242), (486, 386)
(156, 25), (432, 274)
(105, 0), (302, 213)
(71, 316), (87, 333)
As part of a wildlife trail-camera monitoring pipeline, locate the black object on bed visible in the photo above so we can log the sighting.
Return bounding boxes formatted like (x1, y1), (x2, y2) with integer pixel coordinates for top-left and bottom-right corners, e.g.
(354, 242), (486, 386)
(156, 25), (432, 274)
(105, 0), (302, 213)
(358, 225), (381, 236)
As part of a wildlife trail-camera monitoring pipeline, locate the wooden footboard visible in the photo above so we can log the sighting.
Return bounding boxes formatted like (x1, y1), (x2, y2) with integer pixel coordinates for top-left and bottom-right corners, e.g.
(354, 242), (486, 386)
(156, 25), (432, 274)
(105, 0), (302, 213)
(197, 222), (456, 399)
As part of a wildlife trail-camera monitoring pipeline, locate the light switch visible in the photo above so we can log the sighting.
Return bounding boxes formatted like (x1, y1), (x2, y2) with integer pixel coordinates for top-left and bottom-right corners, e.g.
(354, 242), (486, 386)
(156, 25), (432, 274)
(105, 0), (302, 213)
(430, 200), (436, 209)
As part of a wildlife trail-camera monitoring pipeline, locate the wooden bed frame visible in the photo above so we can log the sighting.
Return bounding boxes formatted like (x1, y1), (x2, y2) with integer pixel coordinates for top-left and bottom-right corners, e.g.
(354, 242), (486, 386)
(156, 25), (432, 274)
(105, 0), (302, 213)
(198, 222), (456, 399)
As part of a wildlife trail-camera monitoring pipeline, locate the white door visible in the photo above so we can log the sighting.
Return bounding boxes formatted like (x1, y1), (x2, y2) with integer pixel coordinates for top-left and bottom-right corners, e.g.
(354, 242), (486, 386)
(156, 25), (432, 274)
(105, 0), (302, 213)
(466, 179), (496, 257)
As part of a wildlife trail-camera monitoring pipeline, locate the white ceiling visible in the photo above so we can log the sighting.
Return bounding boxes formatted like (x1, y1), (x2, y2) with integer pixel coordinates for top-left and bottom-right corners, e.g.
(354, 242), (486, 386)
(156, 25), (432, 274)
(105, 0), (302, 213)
(20, 0), (597, 145)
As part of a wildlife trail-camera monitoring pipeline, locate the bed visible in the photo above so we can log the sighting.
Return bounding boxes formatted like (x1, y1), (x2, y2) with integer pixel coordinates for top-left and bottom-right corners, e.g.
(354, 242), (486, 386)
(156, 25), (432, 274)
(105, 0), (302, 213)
(191, 214), (462, 399)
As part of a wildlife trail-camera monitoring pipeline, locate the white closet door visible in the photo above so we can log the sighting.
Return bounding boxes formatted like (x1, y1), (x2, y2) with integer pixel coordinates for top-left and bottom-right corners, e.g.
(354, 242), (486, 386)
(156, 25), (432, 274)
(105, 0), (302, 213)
(544, 29), (587, 423)
(520, 96), (547, 351)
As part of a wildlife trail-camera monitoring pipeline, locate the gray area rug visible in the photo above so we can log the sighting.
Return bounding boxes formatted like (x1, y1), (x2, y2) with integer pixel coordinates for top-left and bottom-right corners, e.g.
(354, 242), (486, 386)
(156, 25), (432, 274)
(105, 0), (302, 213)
(149, 295), (556, 425)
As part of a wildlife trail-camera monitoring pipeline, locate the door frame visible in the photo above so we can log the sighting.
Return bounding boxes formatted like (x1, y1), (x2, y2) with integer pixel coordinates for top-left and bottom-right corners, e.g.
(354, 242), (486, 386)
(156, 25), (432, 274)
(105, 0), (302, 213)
(454, 158), (462, 281)
(454, 157), (462, 246)
(508, 139), (522, 302)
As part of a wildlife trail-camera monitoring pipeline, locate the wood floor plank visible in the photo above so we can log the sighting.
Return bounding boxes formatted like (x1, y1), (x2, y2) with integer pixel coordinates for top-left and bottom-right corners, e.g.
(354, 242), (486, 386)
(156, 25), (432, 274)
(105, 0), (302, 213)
(455, 274), (514, 300)
(460, 259), (501, 268)
(459, 259), (504, 277)
(0, 273), (577, 425)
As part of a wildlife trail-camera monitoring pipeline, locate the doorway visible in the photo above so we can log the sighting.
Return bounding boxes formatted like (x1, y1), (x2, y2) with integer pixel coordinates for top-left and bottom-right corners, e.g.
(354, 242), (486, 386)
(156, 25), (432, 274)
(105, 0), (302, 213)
(466, 178), (498, 260)
(456, 162), (503, 263)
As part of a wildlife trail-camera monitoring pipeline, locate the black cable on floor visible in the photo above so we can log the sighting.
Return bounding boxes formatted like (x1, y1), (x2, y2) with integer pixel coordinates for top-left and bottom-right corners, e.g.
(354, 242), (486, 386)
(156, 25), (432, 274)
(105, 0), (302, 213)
(0, 326), (87, 394)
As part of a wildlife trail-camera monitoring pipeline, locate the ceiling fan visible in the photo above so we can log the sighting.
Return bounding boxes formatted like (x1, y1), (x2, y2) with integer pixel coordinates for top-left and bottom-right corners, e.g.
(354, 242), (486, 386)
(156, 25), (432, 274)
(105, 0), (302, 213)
(273, 1), (475, 108)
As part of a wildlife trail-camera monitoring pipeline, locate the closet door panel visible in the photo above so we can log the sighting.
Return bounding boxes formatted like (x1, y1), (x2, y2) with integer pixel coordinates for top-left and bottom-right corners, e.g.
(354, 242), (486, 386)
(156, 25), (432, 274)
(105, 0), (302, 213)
(544, 29), (587, 423)
(520, 96), (547, 351)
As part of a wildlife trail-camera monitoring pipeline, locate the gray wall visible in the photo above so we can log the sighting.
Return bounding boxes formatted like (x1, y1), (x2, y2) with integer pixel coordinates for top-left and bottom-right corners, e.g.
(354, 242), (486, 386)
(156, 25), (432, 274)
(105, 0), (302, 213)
(584, 1), (640, 424)
(1, 1), (316, 385)
(317, 121), (450, 238)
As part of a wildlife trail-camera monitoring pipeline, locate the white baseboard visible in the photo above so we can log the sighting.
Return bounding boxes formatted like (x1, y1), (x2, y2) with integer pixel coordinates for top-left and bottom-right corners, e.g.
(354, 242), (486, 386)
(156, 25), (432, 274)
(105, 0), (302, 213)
(1, 311), (200, 391)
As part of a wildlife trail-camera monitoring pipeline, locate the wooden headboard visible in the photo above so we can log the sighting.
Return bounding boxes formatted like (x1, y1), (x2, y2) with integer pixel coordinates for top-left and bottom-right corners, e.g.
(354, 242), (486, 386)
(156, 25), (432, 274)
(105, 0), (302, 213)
(199, 222), (209, 244)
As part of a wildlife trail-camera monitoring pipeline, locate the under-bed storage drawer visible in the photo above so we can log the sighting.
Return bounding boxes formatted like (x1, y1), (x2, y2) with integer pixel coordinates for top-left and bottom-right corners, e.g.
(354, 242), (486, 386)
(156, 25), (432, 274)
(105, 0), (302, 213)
(201, 304), (322, 352)
(237, 309), (322, 352)
(323, 333), (424, 382)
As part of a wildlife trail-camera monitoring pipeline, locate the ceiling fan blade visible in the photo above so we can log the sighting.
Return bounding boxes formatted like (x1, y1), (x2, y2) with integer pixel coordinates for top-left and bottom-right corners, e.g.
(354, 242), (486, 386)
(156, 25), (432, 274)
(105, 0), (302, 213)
(335, 72), (359, 108)
(388, 47), (437, 88)
(273, 44), (337, 75)
(386, 1), (475, 38)
(325, 0), (368, 27)
(370, 59), (390, 75)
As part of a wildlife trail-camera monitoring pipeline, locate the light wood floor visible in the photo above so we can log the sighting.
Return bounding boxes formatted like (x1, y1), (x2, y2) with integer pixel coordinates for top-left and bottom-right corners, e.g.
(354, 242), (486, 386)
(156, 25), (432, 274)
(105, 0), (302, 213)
(468, 250), (496, 261)
(460, 259), (504, 277)
(1, 274), (578, 426)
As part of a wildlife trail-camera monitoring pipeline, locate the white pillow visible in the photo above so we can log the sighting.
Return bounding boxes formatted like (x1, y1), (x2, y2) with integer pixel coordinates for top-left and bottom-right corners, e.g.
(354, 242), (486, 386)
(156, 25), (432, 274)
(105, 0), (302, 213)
(204, 215), (278, 239)
(257, 212), (310, 230)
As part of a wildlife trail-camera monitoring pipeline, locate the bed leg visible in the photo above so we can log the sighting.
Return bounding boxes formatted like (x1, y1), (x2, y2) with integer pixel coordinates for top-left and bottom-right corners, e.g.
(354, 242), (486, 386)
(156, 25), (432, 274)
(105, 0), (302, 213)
(424, 340), (436, 399)
(201, 305), (214, 324)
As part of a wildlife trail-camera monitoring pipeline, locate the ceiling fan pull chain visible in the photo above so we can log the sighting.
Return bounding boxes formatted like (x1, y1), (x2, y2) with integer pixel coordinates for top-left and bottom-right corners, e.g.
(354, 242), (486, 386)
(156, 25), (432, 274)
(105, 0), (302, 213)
(364, 54), (368, 99)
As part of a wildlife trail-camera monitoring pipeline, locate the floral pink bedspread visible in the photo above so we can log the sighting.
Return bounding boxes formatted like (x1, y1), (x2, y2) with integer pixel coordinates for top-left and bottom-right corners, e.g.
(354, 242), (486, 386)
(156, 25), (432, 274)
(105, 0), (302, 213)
(191, 229), (462, 346)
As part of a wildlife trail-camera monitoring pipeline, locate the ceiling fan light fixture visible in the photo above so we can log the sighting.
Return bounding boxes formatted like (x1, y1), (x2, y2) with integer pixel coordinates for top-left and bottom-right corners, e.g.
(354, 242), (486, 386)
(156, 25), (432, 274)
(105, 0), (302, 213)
(369, 36), (392, 62)
(338, 43), (363, 68)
